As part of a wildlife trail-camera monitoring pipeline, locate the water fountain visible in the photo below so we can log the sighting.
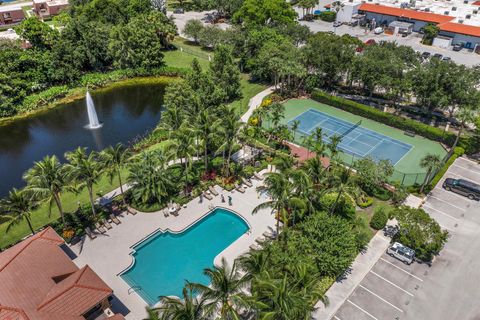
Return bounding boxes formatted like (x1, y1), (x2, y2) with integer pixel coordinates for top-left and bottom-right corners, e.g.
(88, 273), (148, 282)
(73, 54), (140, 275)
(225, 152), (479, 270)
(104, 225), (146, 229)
(85, 91), (103, 129)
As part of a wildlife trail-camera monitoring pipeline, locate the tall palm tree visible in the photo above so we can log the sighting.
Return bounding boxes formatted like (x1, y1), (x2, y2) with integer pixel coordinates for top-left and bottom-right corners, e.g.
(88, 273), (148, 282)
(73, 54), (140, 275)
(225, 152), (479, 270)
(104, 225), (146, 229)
(328, 135), (342, 160)
(217, 109), (242, 177)
(189, 258), (251, 319)
(451, 107), (474, 150)
(239, 250), (271, 276)
(154, 286), (213, 320)
(167, 127), (197, 193)
(195, 109), (218, 171)
(328, 166), (360, 216)
(0, 188), (39, 235)
(290, 119), (300, 142)
(99, 143), (132, 206)
(23, 155), (69, 225)
(65, 147), (103, 217)
(419, 153), (442, 193)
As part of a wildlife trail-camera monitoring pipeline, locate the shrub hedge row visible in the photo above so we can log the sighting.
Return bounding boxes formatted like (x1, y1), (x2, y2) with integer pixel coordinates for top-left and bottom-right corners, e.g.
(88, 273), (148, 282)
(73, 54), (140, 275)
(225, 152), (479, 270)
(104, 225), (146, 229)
(311, 90), (461, 146)
(426, 147), (465, 192)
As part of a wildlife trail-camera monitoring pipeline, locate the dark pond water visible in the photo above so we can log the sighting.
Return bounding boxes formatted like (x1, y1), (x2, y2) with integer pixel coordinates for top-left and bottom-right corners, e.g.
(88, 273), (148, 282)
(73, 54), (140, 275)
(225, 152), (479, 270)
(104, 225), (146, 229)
(0, 83), (165, 197)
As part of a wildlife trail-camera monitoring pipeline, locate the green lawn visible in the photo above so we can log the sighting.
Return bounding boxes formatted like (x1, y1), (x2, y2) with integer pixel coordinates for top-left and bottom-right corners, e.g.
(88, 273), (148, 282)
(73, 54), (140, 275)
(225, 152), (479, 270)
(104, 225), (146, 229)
(283, 99), (447, 185)
(230, 74), (267, 116)
(163, 38), (211, 69)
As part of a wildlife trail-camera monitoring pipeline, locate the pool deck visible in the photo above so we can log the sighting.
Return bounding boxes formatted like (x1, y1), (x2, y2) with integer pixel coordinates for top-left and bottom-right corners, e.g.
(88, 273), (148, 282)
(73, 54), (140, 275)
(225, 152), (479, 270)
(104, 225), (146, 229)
(69, 177), (276, 320)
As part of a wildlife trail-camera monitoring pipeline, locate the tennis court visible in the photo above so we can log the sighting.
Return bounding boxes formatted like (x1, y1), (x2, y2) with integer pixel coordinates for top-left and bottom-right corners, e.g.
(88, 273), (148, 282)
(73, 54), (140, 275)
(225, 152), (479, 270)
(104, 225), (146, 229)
(289, 109), (412, 165)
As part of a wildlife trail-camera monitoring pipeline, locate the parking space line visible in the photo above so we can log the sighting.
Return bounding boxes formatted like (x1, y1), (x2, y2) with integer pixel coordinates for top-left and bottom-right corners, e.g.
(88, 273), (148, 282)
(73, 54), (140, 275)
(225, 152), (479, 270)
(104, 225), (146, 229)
(359, 284), (404, 312)
(458, 157), (480, 166)
(447, 171), (480, 183)
(333, 316), (342, 320)
(347, 300), (378, 320)
(379, 258), (423, 282)
(452, 163), (480, 176)
(428, 195), (466, 212)
(422, 204), (460, 221)
(433, 186), (472, 201)
(369, 271), (414, 296)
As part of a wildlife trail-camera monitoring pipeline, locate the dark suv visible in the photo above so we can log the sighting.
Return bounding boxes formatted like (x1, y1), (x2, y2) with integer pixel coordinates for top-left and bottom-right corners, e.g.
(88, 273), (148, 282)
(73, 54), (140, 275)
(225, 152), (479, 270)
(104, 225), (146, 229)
(443, 178), (480, 200)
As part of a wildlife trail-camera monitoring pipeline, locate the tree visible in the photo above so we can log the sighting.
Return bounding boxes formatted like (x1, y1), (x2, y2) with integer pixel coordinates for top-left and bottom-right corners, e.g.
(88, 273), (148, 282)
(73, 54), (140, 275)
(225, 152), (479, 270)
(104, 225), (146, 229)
(198, 24), (225, 49)
(183, 19), (204, 44)
(210, 44), (242, 101)
(186, 59), (226, 109)
(99, 143), (131, 206)
(422, 23), (439, 45)
(216, 109), (242, 177)
(451, 107), (475, 150)
(166, 127), (197, 192)
(0, 188), (39, 235)
(419, 153), (442, 193)
(233, 0), (297, 28)
(297, 0), (318, 17)
(195, 109), (219, 171)
(393, 206), (448, 262)
(15, 17), (59, 49)
(290, 119), (300, 142)
(154, 286), (213, 320)
(328, 166), (360, 217)
(65, 147), (103, 217)
(354, 157), (394, 195)
(189, 258), (251, 319)
(23, 155), (69, 225)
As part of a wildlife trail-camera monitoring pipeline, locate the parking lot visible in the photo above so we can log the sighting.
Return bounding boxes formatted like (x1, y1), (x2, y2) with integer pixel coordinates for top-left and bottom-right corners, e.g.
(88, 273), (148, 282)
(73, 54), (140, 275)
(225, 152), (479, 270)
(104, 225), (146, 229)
(332, 156), (480, 320)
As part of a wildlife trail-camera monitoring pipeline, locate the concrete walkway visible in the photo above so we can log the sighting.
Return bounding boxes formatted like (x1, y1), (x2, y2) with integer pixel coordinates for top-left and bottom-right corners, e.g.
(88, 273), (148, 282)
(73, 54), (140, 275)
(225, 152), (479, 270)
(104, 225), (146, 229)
(240, 87), (275, 123)
(312, 231), (391, 320)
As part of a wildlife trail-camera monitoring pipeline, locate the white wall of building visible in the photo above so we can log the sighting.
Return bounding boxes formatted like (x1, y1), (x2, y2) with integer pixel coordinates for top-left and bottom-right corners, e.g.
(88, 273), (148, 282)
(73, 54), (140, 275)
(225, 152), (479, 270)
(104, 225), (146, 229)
(336, 3), (361, 23)
(439, 31), (480, 48)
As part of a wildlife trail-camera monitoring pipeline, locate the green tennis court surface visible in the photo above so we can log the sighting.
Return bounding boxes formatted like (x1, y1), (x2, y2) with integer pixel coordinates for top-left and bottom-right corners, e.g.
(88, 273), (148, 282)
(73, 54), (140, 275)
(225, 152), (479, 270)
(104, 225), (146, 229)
(283, 99), (447, 184)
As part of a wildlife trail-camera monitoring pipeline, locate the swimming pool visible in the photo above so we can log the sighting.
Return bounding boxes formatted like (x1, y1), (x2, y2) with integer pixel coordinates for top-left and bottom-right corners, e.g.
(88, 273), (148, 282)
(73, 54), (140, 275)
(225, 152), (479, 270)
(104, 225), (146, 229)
(120, 208), (249, 305)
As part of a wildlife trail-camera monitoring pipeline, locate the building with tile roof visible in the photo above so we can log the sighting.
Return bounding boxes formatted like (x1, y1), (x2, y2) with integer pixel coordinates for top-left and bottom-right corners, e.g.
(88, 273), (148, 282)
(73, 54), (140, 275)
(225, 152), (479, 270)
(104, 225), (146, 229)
(0, 227), (125, 320)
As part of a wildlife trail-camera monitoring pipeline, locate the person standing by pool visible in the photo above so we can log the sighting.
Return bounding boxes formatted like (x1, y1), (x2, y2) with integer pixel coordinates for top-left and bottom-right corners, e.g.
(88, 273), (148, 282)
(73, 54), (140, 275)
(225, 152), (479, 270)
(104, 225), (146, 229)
(228, 196), (232, 206)
(221, 194), (225, 203)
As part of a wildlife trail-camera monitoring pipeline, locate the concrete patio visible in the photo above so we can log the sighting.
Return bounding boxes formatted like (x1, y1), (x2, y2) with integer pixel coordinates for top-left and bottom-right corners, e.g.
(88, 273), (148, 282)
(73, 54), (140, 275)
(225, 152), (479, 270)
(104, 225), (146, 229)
(69, 178), (276, 320)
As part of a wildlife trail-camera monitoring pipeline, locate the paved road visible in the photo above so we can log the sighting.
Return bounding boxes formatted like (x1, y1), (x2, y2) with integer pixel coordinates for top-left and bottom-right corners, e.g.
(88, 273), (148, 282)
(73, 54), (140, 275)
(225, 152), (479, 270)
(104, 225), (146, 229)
(330, 157), (480, 320)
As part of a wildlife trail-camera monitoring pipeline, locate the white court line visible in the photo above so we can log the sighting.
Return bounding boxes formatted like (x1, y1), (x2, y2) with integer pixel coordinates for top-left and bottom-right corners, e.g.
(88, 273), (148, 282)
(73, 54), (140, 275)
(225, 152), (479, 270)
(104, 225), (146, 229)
(452, 163), (480, 176)
(422, 203), (460, 221)
(347, 300), (379, 320)
(359, 285), (404, 313)
(392, 145), (414, 166)
(369, 271), (414, 297)
(379, 258), (423, 282)
(428, 195), (466, 211)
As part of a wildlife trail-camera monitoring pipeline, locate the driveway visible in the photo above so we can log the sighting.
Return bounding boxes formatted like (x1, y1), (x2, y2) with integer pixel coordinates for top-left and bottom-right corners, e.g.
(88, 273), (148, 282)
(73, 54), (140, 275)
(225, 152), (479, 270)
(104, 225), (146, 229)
(328, 156), (480, 320)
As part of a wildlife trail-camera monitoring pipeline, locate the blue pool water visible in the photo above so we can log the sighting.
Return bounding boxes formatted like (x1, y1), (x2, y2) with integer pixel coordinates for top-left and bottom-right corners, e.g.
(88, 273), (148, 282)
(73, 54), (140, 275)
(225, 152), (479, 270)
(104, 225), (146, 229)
(120, 208), (249, 305)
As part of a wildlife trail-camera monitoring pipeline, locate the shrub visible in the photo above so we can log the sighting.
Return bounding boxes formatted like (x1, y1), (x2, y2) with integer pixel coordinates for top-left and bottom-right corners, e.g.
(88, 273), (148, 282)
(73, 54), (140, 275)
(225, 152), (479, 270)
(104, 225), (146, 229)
(393, 206), (448, 262)
(311, 90), (464, 146)
(373, 187), (392, 201)
(319, 11), (336, 22)
(370, 206), (388, 230)
(357, 196), (373, 208)
(319, 192), (356, 220)
(427, 146), (465, 191)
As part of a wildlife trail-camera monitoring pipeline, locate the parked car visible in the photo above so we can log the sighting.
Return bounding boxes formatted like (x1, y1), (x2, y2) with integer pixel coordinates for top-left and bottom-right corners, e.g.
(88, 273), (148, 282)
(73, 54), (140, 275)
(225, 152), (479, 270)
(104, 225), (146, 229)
(433, 53), (443, 59)
(453, 44), (463, 51)
(387, 242), (415, 265)
(443, 178), (480, 200)
(421, 51), (431, 59)
(173, 8), (184, 14)
(442, 56), (452, 61)
(374, 27), (384, 34)
(333, 21), (342, 27)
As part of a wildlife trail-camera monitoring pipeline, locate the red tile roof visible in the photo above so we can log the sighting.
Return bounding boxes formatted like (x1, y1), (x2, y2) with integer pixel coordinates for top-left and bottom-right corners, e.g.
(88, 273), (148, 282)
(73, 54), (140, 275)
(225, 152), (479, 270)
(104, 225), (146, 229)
(358, 3), (455, 24)
(473, 0), (480, 5)
(439, 22), (480, 37)
(0, 227), (124, 320)
(284, 141), (330, 168)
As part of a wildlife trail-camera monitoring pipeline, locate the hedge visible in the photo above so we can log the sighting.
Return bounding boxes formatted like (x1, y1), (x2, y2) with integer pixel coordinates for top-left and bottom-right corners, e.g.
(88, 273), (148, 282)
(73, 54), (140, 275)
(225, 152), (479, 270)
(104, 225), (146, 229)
(320, 11), (336, 22)
(370, 207), (388, 230)
(311, 90), (462, 146)
(427, 147), (465, 191)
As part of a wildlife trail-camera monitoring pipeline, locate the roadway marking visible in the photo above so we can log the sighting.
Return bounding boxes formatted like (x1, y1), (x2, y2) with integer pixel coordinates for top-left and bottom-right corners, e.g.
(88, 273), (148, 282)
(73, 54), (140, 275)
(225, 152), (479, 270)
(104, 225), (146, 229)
(433, 186), (474, 201)
(442, 171), (480, 183)
(347, 300), (379, 320)
(333, 316), (342, 320)
(457, 157), (480, 166)
(369, 271), (414, 297)
(428, 195), (466, 212)
(380, 258), (423, 282)
(452, 163), (480, 176)
(359, 284), (404, 312)
(422, 203), (459, 221)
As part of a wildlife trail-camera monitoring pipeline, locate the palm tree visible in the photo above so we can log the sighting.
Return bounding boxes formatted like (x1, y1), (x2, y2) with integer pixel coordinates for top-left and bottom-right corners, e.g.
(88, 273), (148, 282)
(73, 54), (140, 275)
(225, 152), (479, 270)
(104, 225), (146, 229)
(419, 153), (442, 193)
(0, 188), (39, 235)
(328, 135), (342, 160)
(217, 109), (242, 177)
(65, 147), (103, 217)
(195, 109), (218, 171)
(239, 250), (270, 276)
(189, 258), (251, 319)
(99, 143), (131, 206)
(328, 166), (360, 216)
(154, 286), (213, 320)
(290, 119), (300, 142)
(23, 155), (69, 225)
(451, 107), (474, 150)
(166, 127), (197, 193)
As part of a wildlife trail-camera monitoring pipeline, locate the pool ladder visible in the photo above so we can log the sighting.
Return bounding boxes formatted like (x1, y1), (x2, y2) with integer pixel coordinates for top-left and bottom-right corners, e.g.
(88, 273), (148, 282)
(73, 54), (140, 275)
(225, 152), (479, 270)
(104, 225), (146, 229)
(128, 286), (142, 295)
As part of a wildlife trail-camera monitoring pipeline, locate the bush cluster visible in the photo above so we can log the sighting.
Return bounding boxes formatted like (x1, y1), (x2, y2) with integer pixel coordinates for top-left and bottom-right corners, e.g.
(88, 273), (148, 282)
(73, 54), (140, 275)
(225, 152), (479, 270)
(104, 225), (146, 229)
(427, 147), (465, 191)
(319, 11), (336, 22)
(370, 206), (388, 230)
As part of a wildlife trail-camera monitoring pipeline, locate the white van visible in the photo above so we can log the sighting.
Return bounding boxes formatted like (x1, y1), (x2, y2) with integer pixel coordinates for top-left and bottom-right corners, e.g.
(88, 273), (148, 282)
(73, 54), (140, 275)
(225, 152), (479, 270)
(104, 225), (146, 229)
(387, 242), (415, 265)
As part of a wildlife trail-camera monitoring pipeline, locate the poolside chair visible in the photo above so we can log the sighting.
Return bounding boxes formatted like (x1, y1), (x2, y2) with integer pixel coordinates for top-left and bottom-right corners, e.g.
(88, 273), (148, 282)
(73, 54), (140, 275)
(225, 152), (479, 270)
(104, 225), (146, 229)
(95, 222), (106, 234)
(128, 207), (138, 215)
(110, 214), (121, 225)
(85, 227), (97, 240)
(102, 219), (112, 230)
(209, 185), (219, 196)
(235, 183), (245, 193)
(250, 243), (261, 250)
(203, 192), (213, 200)
(163, 209), (169, 217)
(255, 237), (265, 244)
(254, 172), (264, 180)
(263, 231), (276, 239)
(242, 177), (253, 187)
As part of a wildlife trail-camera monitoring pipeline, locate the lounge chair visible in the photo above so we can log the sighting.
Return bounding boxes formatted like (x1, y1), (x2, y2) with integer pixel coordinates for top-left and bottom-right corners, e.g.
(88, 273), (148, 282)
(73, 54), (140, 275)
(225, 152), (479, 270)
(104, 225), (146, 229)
(250, 244), (261, 250)
(263, 231), (276, 239)
(235, 183), (245, 193)
(242, 177), (253, 187)
(163, 209), (169, 217)
(110, 214), (121, 225)
(128, 207), (137, 215)
(255, 237), (265, 244)
(102, 219), (112, 230)
(203, 192), (213, 200)
(85, 227), (97, 240)
(254, 172), (264, 180)
(208, 186), (219, 196)
(95, 222), (106, 234)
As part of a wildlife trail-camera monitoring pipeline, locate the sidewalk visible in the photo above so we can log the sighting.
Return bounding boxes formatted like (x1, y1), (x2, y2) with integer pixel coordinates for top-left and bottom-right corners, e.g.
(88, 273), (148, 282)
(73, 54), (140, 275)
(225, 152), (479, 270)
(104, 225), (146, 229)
(312, 231), (391, 320)
(240, 87), (274, 123)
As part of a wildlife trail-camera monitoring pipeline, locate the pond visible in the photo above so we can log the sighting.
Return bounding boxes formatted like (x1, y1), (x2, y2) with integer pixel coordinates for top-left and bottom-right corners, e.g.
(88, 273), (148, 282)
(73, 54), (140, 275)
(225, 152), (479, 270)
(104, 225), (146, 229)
(0, 81), (166, 197)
